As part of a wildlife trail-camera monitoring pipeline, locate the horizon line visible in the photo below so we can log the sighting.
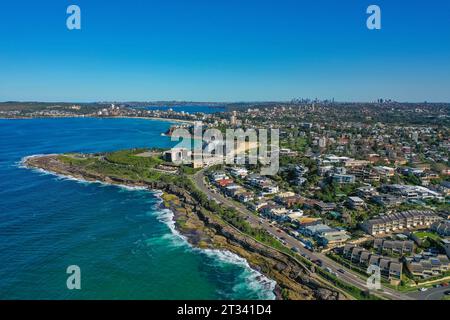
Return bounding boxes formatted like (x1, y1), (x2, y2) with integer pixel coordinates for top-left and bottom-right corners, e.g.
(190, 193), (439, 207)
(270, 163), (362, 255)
(2, 100), (450, 105)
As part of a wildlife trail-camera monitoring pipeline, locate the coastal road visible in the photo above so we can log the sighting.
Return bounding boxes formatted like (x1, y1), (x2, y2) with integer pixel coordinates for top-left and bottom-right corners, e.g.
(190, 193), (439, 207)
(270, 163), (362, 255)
(192, 169), (415, 301)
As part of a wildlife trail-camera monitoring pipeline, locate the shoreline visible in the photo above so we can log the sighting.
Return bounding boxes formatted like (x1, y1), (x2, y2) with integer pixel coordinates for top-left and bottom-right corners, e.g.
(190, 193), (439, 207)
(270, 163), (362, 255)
(19, 154), (278, 300)
(0, 116), (196, 125)
(21, 153), (343, 300)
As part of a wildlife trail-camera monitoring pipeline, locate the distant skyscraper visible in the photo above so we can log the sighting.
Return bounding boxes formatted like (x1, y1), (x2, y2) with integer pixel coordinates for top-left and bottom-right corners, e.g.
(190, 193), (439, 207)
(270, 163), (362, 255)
(412, 131), (419, 143)
(230, 111), (237, 126)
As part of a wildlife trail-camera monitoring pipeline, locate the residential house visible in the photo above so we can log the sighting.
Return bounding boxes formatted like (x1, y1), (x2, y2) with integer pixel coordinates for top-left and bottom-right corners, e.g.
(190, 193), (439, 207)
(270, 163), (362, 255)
(347, 196), (365, 209)
(276, 195), (305, 208)
(216, 178), (234, 188)
(371, 194), (404, 208)
(374, 166), (396, 177)
(260, 204), (288, 221)
(229, 167), (249, 178)
(356, 185), (379, 199)
(314, 201), (336, 213)
(237, 192), (254, 203)
(332, 173), (356, 184)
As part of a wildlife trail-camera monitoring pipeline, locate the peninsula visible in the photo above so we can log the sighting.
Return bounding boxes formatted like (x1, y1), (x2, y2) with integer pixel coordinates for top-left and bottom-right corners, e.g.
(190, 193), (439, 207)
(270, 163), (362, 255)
(23, 149), (347, 301)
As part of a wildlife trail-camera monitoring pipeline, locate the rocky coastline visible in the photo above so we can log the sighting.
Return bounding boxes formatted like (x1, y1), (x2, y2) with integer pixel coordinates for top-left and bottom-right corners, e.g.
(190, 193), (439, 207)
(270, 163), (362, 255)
(24, 154), (345, 301)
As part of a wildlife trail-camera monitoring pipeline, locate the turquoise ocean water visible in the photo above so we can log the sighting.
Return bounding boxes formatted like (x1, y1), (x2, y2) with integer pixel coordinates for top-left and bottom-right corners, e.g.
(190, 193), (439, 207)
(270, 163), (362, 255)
(0, 118), (275, 300)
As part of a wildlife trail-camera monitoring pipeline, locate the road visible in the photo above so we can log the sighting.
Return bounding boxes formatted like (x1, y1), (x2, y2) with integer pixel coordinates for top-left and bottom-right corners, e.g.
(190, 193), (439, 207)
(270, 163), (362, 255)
(192, 169), (415, 300)
(408, 286), (450, 300)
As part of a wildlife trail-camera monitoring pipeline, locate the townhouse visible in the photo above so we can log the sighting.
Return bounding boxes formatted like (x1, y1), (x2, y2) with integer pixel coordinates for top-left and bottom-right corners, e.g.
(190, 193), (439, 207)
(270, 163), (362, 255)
(361, 210), (442, 235)
(373, 239), (414, 255)
(405, 254), (450, 278)
(431, 219), (450, 237)
(342, 244), (403, 280)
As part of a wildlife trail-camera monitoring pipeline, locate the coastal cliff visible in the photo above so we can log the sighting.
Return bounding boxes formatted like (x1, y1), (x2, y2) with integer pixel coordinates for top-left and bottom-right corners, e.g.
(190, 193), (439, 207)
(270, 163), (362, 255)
(24, 153), (345, 300)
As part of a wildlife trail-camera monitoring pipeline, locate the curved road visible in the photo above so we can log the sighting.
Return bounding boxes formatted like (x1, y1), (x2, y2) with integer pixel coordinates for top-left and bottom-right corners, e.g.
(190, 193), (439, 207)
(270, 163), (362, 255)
(193, 169), (415, 300)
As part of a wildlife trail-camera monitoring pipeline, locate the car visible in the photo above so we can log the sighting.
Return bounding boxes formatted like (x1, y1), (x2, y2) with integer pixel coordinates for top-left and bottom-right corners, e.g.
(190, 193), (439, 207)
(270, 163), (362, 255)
(337, 269), (345, 274)
(291, 247), (299, 253)
(442, 283), (449, 287)
(444, 290), (450, 296)
(434, 284), (442, 288)
(419, 287), (428, 292)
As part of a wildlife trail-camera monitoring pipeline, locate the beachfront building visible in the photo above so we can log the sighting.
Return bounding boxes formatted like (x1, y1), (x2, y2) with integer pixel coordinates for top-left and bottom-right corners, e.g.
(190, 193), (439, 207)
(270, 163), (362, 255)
(164, 148), (190, 164)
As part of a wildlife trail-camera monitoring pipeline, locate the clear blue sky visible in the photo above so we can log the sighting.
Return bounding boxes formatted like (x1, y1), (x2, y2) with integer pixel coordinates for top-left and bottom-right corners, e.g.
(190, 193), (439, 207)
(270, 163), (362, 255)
(1, 0), (449, 102)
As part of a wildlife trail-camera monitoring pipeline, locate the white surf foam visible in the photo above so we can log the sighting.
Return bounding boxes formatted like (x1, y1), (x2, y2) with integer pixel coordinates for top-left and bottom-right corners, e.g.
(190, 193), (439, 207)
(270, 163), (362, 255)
(19, 155), (277, 299)
(151, 193), (277, 300)
(19, 155), (148, 191)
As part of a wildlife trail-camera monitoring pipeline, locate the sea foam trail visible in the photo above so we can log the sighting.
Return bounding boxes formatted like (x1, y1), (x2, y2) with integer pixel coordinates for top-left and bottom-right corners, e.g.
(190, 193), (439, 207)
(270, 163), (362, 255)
(19, 155), (277, 300)
(151, 194), (277, 300)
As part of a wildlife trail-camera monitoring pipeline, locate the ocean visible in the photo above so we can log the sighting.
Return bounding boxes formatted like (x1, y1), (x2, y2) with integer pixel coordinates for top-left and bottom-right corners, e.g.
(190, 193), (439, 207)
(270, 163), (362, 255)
(0, 117), (275, 300)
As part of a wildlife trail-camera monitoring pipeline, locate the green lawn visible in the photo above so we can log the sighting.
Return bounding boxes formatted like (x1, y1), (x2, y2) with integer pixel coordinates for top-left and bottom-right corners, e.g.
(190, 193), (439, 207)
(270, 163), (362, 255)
(414, 231), (442, 242)
(105, 149), (163, 168)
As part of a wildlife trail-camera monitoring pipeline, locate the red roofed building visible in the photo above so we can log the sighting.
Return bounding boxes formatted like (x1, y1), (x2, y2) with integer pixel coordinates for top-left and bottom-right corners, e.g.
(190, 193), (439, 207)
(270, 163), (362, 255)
(216, 179), (234, 188)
